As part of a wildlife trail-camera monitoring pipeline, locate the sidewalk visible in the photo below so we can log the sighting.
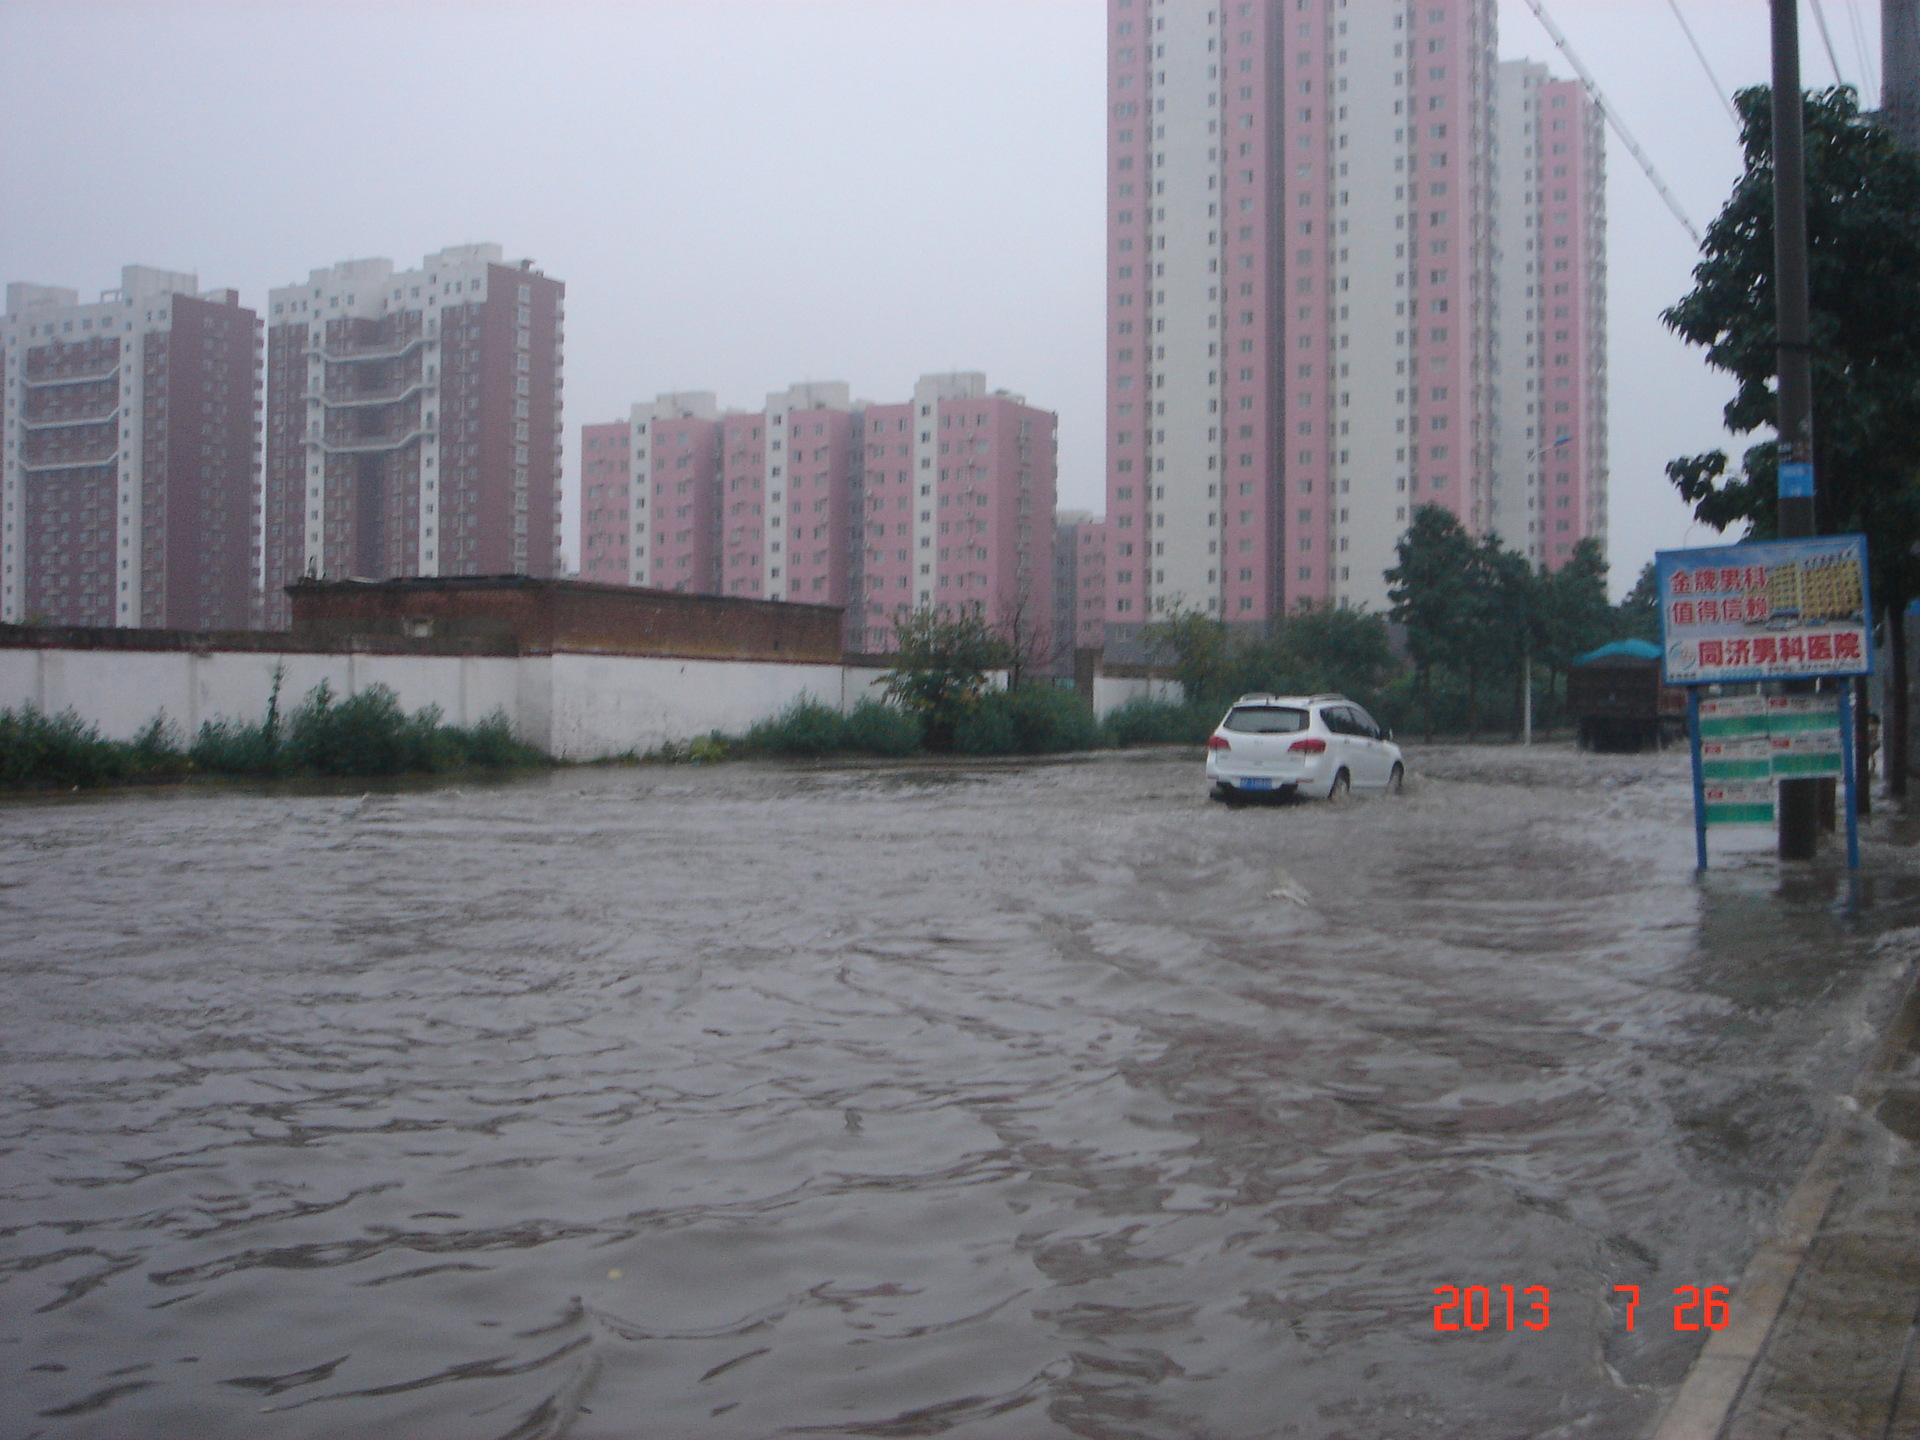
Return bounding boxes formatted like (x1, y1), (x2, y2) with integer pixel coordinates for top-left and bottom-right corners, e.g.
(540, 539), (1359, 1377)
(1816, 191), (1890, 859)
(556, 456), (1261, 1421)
(1655, 963), (1920, 1440)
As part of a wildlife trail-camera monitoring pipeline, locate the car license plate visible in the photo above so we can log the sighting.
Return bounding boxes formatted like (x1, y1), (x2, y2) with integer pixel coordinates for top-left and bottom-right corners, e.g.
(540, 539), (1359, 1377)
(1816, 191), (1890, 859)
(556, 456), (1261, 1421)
(1241, 777), (1274, 791)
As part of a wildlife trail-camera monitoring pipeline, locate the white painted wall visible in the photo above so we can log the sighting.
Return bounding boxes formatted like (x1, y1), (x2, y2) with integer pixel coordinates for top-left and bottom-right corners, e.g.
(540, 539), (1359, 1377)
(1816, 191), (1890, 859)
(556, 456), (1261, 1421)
(0, 647), (920, 762)
(547, 653), (847, 759)
(1093, 671), (1184, 719)
(0, 647), (523, 747)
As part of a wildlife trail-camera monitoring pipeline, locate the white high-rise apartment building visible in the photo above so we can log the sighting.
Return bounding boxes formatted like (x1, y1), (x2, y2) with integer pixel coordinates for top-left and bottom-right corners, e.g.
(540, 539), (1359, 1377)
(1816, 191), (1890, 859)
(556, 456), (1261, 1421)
(1105, 0), (1604, 650)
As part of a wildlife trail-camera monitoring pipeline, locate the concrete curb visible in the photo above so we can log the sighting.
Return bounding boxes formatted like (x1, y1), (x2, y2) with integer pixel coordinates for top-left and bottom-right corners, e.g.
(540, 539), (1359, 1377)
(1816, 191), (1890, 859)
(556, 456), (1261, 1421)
(1651, 957), (1920, 1440)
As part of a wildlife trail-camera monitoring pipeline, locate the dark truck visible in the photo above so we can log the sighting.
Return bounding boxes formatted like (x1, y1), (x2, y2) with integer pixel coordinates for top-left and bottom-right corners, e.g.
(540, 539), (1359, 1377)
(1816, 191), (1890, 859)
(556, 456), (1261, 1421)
(1567, 640), (1688, 752)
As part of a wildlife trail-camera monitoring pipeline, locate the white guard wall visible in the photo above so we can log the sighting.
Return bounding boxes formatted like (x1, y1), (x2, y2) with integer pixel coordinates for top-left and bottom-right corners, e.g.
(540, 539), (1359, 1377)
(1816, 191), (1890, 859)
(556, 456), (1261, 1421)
(546, 653), (865, 759)
(0, 647), (522, 748)
(0, 647), (911, 761)
(1092, 672), (1183, 719)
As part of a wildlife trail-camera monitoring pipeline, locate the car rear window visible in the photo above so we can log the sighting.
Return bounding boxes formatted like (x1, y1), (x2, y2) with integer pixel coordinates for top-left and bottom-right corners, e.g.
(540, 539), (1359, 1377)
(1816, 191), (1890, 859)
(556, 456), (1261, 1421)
(1223, 706), (1308, 735)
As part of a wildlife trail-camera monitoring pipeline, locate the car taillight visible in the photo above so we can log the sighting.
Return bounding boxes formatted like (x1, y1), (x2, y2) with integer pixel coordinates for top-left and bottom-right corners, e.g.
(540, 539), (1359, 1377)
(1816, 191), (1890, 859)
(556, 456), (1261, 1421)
(1288, 736), (1327, 754)
(1207, 735), (1231, 751)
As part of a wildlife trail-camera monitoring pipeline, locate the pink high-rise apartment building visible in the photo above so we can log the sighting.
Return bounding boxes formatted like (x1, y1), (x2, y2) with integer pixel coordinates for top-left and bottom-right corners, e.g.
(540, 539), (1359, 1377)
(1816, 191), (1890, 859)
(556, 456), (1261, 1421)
(1, 267), (260, 630)
(778, 391), (858, 609)
(261, 244), (563, 629)
(719, 410), (768, 599)
(852, 399), (917, 652)
(638, 396), (723, 595)
(579, 373), (1056, 654)
(1106, 0), (1603, 650)
(578, 421), (630, 582)
(1054, 512), (1109, 658)
(1492, 65), (1607, 567)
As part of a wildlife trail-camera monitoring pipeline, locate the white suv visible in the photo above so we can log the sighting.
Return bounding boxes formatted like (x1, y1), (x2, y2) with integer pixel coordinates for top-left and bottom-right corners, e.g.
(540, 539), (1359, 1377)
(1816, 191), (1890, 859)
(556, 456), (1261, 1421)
(1205, 693), (1405, 802)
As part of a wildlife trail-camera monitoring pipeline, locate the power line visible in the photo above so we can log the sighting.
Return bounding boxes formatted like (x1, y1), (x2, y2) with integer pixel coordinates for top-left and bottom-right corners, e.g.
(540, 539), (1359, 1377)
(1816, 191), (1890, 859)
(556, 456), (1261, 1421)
(1518, 0), (1704, 245)
(1809, 0), (1849, 88)
(1665, 0), (1742, 130)
(1842, 0), (1877, 105)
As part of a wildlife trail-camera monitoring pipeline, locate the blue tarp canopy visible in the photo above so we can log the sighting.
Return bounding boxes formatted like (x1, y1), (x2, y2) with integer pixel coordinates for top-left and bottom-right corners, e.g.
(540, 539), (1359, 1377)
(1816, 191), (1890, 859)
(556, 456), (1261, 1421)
(1573, 638), (1662, 666)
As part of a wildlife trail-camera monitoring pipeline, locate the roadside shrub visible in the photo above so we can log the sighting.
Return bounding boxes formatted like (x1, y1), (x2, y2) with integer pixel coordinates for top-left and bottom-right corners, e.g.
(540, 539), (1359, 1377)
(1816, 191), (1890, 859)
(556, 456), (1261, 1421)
(0, 707), (138, 787)
(840, 698), (920, 757)
(131, 717), (191, 778)
(4, 686), (543, 790)
(441, 712), (547, 770)
(955, 687), (1104, 756)
(746, 699), (848, 757)
(1101, 697), (1219, 748)
(191, 716), (283, 775)
(687, 733), (729, 764)
(952, 694), (1019, 755)
(1006, 685), (1100, 754)
(280, 682), (420, 775)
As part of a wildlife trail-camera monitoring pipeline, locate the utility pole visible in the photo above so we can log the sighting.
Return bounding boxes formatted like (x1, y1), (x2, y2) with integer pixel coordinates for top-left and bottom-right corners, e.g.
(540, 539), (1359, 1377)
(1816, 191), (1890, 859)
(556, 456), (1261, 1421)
(1888, 0), (1919, 151)
(1772, 0), (1820, 860)
(1883, 0), (1919, 813)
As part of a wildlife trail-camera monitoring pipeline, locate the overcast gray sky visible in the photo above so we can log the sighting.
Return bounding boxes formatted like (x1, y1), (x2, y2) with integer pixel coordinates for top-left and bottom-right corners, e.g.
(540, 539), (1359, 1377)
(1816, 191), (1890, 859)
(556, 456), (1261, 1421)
(0, 0), (1886, 599)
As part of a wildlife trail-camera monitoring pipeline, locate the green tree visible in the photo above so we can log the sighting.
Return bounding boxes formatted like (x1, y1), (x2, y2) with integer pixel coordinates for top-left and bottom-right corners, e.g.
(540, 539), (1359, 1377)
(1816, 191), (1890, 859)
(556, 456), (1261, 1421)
(880, 605), (1010, 752)
(1663, 84), (1920, 793)
(1270, 603), (1396, 704)
(1616, 561), (1662, 645)
(1536, 538), (1617, 719)
(1143, 604), (1234, 706)
(1467, 533), (1535, 740)
(1386, 505), (1477, 737)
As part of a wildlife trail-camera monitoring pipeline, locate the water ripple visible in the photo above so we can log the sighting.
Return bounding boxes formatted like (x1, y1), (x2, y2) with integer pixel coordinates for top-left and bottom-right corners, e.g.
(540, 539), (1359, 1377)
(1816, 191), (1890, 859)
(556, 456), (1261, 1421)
(2, 752), (1914, 1438)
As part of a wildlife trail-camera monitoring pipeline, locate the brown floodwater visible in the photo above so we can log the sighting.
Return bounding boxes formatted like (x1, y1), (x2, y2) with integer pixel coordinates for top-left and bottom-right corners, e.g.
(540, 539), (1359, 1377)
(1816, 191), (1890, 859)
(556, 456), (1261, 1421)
(1, 747), (1914, 1439)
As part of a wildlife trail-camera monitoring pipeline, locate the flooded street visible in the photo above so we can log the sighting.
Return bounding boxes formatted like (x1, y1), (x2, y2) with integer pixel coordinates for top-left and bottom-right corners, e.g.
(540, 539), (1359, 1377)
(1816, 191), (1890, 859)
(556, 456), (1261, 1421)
(2, 748), (1915, 1439)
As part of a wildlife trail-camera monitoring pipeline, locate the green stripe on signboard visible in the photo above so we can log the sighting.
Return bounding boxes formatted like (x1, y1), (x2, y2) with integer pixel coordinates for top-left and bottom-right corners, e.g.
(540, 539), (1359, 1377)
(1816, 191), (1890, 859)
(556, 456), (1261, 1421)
(1702, 758), (1774, 780)
(1704, 780), (1776, 826)
(1766, 711), (1840, 734)
(1772, 751), (1842, 777)
(1699, 714), (1775, 739)
(1705, 801), (1777, 825)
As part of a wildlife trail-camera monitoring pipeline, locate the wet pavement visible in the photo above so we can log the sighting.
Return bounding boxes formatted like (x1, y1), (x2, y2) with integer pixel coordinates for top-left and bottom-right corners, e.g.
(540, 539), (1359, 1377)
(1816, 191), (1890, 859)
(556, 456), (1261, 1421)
(1696, 967), (1920, 1440)
(1, 745), (1917, 1440)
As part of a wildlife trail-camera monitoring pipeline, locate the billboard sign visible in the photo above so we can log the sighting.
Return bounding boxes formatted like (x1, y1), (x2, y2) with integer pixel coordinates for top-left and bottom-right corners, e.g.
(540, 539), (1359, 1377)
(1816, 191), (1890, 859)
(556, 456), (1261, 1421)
(1656, 536), (1871, 685)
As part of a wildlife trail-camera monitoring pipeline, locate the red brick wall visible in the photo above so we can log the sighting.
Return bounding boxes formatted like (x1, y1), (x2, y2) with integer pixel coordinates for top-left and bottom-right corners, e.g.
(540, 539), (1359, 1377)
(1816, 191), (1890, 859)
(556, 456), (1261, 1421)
(287, 576), (843, 663)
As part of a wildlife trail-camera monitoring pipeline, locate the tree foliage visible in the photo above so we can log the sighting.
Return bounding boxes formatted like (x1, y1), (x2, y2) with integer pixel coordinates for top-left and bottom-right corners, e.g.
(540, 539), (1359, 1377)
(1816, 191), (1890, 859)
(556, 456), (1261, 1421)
(1663, 85), (1920, 599)
(1386, 506), (1535, 734)
(1385, 505), (1477, 694)
(1664, 83), (1920, 792)
(879, 605), (1010, 751)
(1538, 538), (1617, 672)
(1142, 605), (1235, 705)
(1616, 562), (1663, 645)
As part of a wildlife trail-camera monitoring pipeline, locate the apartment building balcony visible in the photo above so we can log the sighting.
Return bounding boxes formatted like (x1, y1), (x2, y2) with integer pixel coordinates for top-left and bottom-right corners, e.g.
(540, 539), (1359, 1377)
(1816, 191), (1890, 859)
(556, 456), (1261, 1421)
(307, 333), (430, 365)
(23, 362), (122, 390)
(21, 402), (121, 430)
(311, 380), (432, 409)
(304, 428), (431, 455)
(22, 447), (118, 473)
